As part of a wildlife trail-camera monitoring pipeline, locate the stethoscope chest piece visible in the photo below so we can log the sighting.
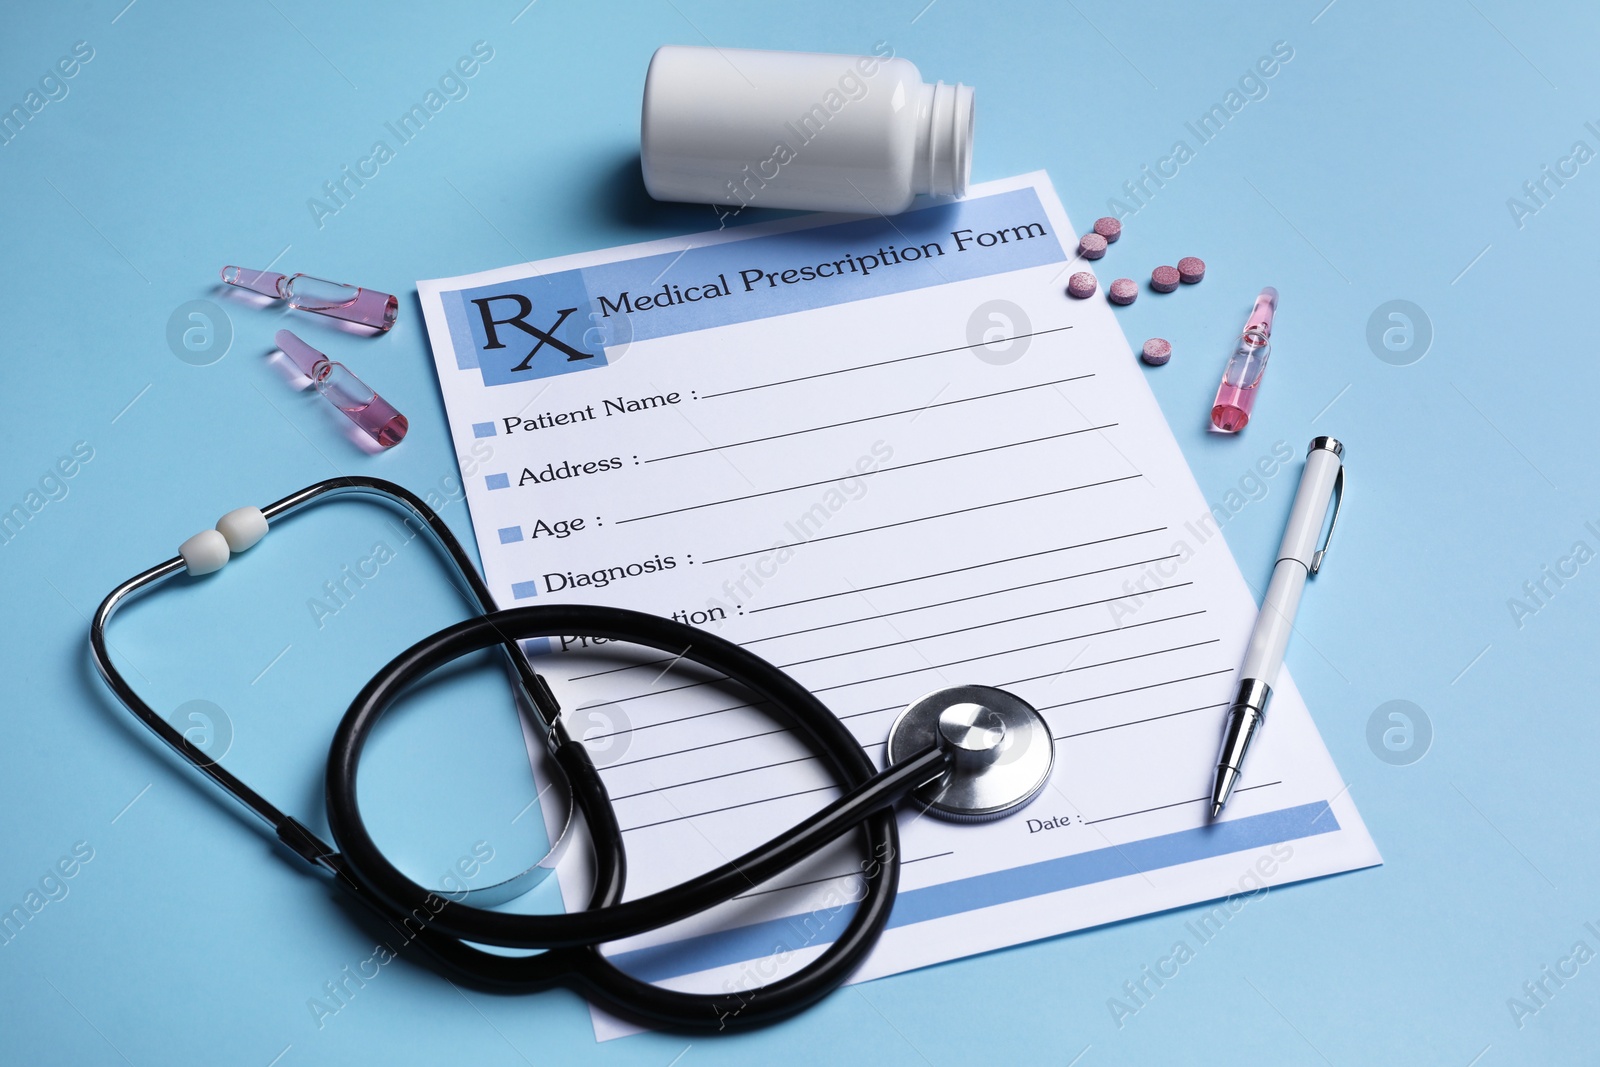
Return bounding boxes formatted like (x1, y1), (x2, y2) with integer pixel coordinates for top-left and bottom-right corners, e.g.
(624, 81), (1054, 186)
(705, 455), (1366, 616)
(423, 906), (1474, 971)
(886, 685), (1055, 821)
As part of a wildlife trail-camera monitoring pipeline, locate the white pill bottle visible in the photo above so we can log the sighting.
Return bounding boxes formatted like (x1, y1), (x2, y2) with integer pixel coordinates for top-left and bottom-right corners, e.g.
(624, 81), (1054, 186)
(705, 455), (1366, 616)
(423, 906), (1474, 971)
(640, 45), (974, 215)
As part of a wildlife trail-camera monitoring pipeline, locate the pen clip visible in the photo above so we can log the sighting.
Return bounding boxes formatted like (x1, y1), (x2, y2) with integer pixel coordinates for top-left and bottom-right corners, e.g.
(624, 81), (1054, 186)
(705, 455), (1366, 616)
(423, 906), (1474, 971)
(1309, 464), (1344, 576)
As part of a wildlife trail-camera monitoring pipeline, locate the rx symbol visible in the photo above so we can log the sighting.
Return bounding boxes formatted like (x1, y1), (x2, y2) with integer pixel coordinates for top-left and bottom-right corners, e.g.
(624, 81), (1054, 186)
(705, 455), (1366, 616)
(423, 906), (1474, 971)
(470, 295), (592, 371)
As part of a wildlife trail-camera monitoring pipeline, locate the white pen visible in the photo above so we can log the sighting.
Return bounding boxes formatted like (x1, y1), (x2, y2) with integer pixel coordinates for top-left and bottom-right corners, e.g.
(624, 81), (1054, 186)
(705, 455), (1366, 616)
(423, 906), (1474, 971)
(1210, 436), (1346, 817)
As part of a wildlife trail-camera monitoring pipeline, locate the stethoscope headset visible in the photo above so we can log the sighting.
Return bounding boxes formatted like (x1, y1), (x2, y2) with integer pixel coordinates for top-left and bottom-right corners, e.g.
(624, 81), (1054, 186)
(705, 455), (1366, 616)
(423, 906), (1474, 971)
(91, 477), (1055, 1032)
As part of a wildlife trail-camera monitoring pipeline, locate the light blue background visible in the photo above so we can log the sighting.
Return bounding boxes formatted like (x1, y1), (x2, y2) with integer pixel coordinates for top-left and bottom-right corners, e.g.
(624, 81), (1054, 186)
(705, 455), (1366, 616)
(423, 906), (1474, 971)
(2, 1), (1597, 1064)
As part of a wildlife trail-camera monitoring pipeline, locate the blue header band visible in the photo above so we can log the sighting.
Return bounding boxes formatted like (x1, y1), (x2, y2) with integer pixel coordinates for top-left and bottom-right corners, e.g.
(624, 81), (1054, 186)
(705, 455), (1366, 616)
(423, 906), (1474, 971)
(442, 186), (1064, 387)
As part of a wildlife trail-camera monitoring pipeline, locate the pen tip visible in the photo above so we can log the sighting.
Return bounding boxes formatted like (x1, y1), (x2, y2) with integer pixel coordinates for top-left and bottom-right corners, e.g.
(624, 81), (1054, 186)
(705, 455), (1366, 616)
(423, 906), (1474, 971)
(1209, 802), (1223, 819)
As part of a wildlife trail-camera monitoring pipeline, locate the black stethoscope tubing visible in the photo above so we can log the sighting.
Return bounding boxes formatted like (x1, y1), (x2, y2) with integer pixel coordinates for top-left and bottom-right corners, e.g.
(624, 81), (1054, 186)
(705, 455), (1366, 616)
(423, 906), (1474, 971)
(327, 603), (952, 1029)
(91, 477), (955, 1032)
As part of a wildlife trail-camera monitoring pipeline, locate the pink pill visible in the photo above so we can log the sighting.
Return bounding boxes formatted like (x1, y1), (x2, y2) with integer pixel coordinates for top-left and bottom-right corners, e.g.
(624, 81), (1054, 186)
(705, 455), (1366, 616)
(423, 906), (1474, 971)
(1141, 338), (1172, 366)
(1151, 265), (1180, 293)
(1177, 256), (1205, 284)
(1066, 271), (1097, 299)
(1108, 278), (1138, 305)
(1078, 233), (1107, 260)
(1094, 217), (1122, 242)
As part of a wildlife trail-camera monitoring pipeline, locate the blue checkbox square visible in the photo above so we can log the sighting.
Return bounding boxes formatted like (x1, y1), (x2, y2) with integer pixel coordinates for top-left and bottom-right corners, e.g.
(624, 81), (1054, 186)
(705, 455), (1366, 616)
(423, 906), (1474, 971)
(472, 421), (497, 438)
(485, 473), (510, 490)
(498, 526), (524, 544)
(520, 638), (551, 657)
(511, 580), (540, 600)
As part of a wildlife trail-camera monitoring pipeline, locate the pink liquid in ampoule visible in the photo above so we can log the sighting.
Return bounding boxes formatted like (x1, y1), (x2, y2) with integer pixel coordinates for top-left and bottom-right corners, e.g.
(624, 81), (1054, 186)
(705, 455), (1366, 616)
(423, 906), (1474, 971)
(1211, 287), (1278, 433)
(315, 361), (409, 447)
(222, 266), (399, 332)
(274, 330), (407, 448)
(1212, 380), (1257, 432)
(284, 274), (399, 332)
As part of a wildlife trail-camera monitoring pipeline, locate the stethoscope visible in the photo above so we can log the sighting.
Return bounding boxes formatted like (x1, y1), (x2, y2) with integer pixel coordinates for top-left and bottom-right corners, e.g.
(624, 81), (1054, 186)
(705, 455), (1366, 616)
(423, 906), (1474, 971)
(91, 477), (1055, 1032)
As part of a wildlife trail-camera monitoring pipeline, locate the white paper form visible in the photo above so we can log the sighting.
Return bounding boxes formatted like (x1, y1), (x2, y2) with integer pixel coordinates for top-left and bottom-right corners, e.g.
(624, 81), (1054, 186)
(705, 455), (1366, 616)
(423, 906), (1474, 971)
(418, 172), (1380, 1040)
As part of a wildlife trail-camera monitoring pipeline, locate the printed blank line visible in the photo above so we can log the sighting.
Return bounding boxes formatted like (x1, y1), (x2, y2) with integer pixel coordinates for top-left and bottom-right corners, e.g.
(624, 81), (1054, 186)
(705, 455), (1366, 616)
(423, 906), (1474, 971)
(773, 587), (1197, 672)
(700, 473), (1142, 564)
(1057, 701), (1227, 740)
(606, 726), (789, 770)
(623, 784), (839, 832)
(1310, 0), (1338, 23)
(111, 0), (139, 23)
(1034, 667), (1233, 715)
(998, 636), (1218, 692)
(806, 612), (1206, 695)
(599, 610), (1202, 712)
(909, 381), (952, 421)
(817, 644), (1221, 734)
(698, 326), (1074, 399)
(597, 619), (1210, 747)
(610, 754), (817, 801)
(820, 612), (1207, 704)
(747, 556), (1184, 646)
(111, 783), (151, 823)
(646, 375), (1094, 462)
(1085, 781), (1281, 825)
(608, 666), (1228, 771)
(835, 703), (908, 725)
(759, 595), (1201, 691)
(620, 423), (1117, 524)
(646, 645), (696, 689)
(266, 1045), (293, 1067)
(752, 527), (1166, 614)
(567, 543), (1173, 682)
(592, 696), (765, 738)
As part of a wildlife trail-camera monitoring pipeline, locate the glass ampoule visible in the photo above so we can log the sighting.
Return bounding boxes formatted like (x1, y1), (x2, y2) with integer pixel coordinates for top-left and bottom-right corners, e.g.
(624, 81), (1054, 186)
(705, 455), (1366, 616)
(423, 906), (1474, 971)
(1211, 287), (1278, 433)
(275, 330), (407, 448)
(223, 266), (398, 332)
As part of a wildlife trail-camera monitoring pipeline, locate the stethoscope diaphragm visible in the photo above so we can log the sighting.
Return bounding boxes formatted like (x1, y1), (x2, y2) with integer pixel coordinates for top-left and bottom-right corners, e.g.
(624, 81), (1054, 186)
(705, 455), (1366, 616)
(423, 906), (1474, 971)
(886, 684), (1055, 821)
